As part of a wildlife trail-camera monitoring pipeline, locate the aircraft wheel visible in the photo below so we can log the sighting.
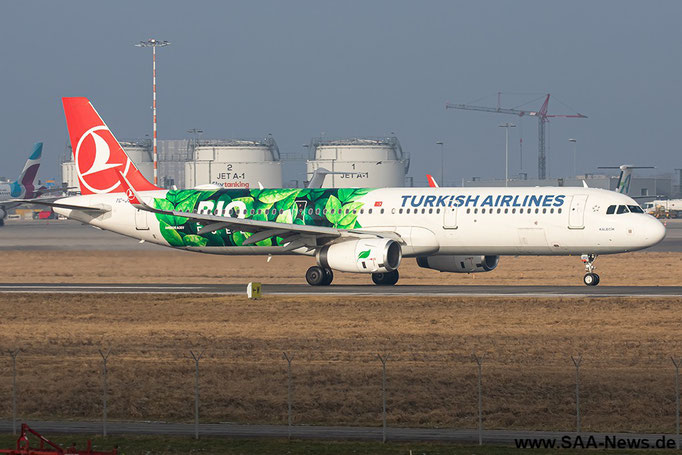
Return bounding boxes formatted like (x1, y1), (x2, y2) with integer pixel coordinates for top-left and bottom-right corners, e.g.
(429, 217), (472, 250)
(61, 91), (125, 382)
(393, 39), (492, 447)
(321, 268), (334, 286)
(306, 266), (326, 286)
(372, 269), (399, 286)
(583, 273), (599, 286)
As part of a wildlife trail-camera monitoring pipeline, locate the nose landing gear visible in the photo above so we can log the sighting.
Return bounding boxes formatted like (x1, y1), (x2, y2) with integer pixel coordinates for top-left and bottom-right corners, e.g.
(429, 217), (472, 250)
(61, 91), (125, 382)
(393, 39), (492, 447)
(581, 254), (600, 286)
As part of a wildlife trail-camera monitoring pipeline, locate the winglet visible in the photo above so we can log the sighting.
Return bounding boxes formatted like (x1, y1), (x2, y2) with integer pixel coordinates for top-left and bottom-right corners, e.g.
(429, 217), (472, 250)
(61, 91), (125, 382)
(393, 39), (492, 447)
(582, 179), (589, 188)
(426, 174), (439, 188)
(114, 169), (163, 215)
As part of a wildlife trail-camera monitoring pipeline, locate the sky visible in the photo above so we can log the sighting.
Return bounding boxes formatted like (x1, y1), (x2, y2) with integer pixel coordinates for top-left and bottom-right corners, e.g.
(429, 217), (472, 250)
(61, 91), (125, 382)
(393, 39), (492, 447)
(1, 1), (680, 186)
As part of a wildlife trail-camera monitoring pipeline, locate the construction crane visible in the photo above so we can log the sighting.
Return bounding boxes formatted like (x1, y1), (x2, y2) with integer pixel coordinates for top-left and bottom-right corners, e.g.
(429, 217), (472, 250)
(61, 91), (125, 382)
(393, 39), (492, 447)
(446, 94), (587, 180)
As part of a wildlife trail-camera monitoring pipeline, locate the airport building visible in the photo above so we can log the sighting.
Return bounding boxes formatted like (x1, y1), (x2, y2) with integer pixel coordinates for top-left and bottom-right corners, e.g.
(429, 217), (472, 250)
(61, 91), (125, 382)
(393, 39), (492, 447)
(305, 137), (410, 188)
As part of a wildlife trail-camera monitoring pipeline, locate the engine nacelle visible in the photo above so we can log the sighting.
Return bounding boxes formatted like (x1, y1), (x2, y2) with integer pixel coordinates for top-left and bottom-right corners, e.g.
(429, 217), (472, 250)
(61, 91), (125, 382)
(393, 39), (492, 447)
(318, 238), (402, 273)
(417, 255), (499, 273)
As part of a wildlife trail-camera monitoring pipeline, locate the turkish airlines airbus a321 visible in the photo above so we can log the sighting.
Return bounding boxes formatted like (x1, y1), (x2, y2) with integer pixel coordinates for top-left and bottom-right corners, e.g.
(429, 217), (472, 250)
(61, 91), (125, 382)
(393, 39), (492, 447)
(16, 97), (666, 286)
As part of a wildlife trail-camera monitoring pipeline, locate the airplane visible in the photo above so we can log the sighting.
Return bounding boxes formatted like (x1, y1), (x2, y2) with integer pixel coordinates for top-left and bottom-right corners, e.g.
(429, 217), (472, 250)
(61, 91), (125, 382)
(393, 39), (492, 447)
(14, 97), (666, 286)
(0, 143), (43, 226)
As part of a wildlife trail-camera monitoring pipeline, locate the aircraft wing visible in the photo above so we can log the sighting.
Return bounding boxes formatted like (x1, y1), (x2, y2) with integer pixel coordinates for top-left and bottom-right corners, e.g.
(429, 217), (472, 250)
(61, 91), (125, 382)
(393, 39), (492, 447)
(4, 197), (110, 213)
(115, 170), (402, 249)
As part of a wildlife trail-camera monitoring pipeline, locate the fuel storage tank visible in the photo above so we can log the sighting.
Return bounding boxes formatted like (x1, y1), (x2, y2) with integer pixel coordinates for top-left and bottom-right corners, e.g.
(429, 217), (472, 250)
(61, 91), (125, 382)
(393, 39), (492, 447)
(305, 136), (409, 188)
(185, 137), (282, 189)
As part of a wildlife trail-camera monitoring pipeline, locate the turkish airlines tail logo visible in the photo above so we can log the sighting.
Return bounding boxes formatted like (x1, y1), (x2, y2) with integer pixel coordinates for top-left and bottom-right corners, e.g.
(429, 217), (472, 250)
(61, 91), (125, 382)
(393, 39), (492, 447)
(62, 97), (160, 195)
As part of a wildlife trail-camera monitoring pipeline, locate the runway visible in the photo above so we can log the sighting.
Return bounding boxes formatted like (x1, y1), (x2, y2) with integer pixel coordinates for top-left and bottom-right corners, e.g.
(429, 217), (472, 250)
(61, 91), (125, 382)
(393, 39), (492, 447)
(0, 419), (676, 445)
(1, 282), (680, 297)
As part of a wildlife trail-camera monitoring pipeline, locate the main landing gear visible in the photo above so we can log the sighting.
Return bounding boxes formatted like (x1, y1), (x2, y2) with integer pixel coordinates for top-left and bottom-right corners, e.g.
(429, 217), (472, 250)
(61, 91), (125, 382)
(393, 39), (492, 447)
(372, 270), (399, 286)
(305, 266), (400, 286)
(581, 254), (600, 286)
(306, 266), (334, 286)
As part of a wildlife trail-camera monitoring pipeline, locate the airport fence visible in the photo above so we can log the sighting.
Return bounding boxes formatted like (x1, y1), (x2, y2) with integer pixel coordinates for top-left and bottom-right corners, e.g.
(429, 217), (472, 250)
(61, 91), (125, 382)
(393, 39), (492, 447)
(1, 347), (681, 444)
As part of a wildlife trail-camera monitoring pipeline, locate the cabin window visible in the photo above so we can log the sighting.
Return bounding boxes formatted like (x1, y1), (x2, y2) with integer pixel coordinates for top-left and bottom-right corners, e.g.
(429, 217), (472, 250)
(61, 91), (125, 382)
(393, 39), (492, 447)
(606, 205), (616, 214)
(511, 208), (516, 214)
(250, 209), (255, 215)
(558, 208), (562, 214)
(473, 208), (478, 214)
(308, 208), (313, 215)
(368, 208), (372, 214)
(360, 209), (364, 214)
(398, 208), (403, 214)
(481, 208), (486, 214)
(381, 208), (385, 214)
(617, 205), (629, 214)
(504, 208), (508, 214)
(422, 208), (426, 214)
(519, 208), (524, 214)
(535, 208), (539, 214)
(406, 208), (411, 214)
(628, 205), (644, 214)
(497, 208), (501, 214)
(429, 208), (433, 214)
(436, 208), (441, 214)
(542, 208), (547, 214)
(315, 208), (320, 215)
(322, 209), (327, 215)
(466, 208), (471, 214)
(550, 208), (554, 214)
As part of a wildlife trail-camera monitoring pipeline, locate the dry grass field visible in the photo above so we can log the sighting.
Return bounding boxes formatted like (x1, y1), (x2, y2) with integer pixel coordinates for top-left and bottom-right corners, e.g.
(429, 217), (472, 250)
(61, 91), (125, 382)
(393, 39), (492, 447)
(0, 293), (681, 433)
(1, 250), (680, 285)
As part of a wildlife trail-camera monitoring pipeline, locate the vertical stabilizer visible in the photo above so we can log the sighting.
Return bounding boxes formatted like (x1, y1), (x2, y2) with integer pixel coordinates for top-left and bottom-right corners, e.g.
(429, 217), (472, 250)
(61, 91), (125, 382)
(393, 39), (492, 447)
(10, 142), (42, 198)
(62, 97), (160, 195)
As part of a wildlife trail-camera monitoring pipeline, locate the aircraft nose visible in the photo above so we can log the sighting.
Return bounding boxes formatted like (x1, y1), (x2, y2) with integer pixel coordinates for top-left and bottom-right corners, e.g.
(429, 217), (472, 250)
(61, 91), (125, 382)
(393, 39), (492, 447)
(645, 217), (666, 247)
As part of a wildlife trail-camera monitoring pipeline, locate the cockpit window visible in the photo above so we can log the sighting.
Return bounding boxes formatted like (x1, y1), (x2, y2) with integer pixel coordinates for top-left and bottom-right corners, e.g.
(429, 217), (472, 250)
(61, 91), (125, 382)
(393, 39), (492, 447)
(606, 205), (616, 215)
(628, 205), (644, 214)
(616, 205), (629, 214)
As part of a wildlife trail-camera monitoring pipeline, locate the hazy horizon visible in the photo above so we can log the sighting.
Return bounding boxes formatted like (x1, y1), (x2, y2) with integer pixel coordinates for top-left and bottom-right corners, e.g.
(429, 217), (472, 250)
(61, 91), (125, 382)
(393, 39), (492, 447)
(1, 1), (680, 185)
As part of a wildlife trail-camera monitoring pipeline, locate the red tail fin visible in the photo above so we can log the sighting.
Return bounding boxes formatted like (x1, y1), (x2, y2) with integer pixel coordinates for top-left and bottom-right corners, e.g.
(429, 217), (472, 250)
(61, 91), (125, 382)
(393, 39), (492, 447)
(62, 97), (159, 195)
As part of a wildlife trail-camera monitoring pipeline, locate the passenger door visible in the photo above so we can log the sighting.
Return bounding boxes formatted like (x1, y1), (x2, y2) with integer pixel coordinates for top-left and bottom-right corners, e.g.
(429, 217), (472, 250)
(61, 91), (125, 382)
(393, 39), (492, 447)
(443, 206), (458, 229)
(135, 208), (149, 230)
(568, 195), (588, 229)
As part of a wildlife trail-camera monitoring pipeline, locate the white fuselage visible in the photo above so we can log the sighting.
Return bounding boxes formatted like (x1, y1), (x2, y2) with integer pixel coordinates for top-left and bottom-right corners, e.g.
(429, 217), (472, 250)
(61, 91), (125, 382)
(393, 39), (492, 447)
(52, 186), (665, 258)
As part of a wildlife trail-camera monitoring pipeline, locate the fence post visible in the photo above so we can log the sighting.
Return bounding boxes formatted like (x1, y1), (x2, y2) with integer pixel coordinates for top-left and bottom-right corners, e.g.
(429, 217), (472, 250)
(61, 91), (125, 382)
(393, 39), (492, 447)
(377, 354), (390, 443)
(571, 355), (583, 434)
(8, 350), (19, 436)
(472, 352), (485, 446)
(190, 349), (205, 440)
(282, 352), (294, 440)
(673, 357), (681, 449)
(98, 348), (111, 437)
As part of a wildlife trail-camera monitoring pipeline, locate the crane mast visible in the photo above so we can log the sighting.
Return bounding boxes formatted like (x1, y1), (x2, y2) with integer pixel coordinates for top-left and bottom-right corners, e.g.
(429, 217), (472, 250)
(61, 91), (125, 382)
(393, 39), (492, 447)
(446, 94), (587, 180)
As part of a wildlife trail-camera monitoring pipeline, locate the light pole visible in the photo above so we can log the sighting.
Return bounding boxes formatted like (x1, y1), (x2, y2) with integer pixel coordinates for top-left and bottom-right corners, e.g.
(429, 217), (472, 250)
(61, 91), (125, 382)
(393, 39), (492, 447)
(436, 141), (444, 186)
(499, 123), (516, 187)
(188, 129), (203, 187)
(135, 38), (171, 186)
(569, 138), (577, 177)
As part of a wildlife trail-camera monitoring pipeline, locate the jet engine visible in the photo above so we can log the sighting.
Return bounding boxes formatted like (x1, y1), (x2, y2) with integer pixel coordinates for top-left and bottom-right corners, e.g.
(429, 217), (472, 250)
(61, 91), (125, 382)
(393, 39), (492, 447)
(317, 238), (402, 273)
(417, 255), (499, 273)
